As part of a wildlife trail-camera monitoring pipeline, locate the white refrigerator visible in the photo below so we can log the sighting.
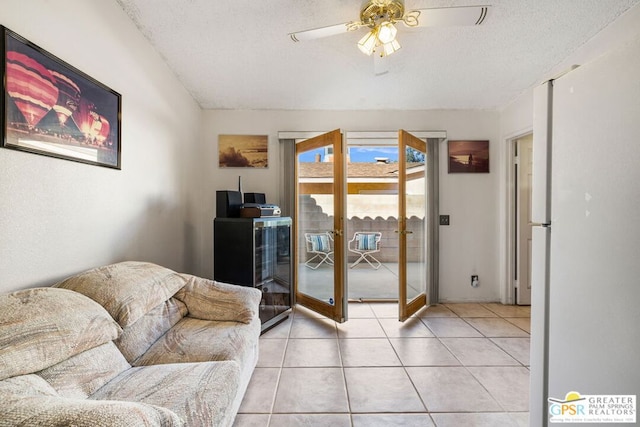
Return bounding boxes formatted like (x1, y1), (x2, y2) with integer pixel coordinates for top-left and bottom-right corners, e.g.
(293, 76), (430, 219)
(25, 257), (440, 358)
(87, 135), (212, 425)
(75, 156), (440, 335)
(529, 37), (640, 426)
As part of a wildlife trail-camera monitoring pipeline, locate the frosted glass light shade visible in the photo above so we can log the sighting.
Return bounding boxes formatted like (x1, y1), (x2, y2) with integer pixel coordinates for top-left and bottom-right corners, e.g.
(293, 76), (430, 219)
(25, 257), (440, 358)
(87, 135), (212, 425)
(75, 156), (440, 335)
(381, 39), (401, 56)
(357, 29), (378, 56)
(377, 22), (397, 44)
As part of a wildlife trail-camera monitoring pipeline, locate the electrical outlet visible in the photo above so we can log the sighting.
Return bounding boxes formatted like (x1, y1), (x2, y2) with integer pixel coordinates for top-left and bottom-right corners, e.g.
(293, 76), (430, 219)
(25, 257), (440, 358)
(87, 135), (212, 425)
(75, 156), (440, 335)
(471, 275), (479, 287)
(439, 215), (450, 226)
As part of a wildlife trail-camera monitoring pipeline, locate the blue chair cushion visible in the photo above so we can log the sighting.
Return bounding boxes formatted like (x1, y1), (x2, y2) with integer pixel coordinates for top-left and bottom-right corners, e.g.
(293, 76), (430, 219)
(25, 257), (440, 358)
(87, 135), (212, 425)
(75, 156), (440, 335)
(310, 234), (331, 252)
(357, 233), (378, 251)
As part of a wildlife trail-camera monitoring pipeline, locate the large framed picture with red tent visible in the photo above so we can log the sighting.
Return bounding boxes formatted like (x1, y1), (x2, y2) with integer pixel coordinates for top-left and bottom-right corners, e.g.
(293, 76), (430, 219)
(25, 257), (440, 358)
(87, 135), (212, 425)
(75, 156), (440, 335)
(1, 26), (121, 169)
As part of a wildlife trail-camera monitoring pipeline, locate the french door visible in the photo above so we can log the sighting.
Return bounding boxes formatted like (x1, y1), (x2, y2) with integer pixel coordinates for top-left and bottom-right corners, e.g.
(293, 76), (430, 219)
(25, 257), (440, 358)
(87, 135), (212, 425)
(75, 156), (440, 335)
(295, 130), (346, 322)
(398, 130), (429, 321)
(293, 129), (436, 322)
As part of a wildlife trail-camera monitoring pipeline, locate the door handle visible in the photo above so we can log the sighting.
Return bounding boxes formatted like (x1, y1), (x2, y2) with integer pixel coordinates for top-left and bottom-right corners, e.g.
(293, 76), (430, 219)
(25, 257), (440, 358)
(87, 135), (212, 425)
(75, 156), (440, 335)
(394, 230), (413, 235)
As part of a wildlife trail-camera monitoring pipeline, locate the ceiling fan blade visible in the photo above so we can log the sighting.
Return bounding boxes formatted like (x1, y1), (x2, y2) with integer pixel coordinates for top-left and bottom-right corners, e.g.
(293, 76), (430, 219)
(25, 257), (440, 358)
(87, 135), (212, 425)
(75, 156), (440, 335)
(412, 5), (490, 27)
(289, 22), (354, 42)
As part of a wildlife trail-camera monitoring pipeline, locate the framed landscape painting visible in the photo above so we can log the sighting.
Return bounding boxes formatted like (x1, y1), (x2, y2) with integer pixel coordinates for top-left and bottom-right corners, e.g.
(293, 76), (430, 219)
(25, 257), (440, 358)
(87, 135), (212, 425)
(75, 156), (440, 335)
(448, 140), (490, 173)
(1, 26), (121, 169)
(218, 134), (268, 168)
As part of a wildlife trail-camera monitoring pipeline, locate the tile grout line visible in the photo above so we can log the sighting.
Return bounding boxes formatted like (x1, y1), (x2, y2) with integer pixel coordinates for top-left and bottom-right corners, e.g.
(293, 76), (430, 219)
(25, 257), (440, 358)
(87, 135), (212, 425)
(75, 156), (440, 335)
(375, 306), (432, 416)
(457, 305), (531, 369)
(488, 337), (531, 369)
(266, 310), (295, 424)
(427, 308), (507, 414)
(335, 313), (355, 427)
(451, 307), (531, 414)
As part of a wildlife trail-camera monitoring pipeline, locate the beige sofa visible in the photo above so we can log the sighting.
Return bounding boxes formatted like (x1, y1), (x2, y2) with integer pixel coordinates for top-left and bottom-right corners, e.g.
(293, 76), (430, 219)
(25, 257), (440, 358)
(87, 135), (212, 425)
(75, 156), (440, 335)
(0, 261), (262, 426)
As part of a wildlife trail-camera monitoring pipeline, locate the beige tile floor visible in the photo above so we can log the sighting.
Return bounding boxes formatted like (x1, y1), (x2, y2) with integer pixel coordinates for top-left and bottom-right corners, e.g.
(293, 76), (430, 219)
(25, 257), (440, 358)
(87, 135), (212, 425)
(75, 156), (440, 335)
(233, 302), (531, 427)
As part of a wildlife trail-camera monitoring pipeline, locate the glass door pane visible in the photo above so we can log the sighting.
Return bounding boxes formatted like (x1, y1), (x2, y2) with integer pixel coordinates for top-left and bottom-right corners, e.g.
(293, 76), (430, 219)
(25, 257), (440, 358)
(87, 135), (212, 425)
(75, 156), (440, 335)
(346, 144), (399, 300)
(399, 130), (428, 321)
(295, 129), (346, 322)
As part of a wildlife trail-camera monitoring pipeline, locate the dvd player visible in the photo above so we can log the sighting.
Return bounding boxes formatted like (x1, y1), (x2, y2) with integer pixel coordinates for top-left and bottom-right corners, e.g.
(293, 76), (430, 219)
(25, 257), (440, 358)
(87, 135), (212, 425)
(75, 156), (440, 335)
(239, 203), (281, 218)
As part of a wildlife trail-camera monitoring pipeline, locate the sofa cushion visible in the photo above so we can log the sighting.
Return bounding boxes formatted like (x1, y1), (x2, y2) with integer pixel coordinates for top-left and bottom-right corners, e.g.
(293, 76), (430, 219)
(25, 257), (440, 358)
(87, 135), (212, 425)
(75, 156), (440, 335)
(0, 374), (183, 426)
(133, 317), (260, 372)
(54, 261), (187, 328)
(91, 361), (240, 427)
(0, 288), (121, 381)
(116, 298), (188, 363)
(174, 275), (262, 324)
(38, 341), (131, 399)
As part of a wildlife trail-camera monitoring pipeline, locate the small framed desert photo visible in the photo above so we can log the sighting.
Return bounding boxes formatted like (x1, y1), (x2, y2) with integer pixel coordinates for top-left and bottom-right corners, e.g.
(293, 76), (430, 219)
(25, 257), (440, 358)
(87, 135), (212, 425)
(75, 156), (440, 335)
(218, 134), (268, 168)
(448, 140), (489, 173)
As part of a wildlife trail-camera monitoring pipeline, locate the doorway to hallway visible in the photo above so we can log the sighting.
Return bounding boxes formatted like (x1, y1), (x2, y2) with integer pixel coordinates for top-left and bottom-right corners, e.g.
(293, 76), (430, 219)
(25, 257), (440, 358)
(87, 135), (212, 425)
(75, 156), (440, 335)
(512, 134), (533, 305)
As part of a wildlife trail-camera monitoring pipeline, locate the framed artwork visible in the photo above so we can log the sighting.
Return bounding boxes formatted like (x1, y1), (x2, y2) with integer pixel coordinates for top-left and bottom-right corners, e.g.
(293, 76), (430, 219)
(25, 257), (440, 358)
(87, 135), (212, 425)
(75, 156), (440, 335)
(448, 140), (490, 173)
(218, 134), (268, 168)
(1, 26), (121, 169)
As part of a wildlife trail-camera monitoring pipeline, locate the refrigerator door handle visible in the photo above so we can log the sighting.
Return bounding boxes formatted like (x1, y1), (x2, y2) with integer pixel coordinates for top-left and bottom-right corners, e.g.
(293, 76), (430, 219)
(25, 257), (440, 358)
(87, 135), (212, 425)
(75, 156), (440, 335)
(532, 81), (553, 224)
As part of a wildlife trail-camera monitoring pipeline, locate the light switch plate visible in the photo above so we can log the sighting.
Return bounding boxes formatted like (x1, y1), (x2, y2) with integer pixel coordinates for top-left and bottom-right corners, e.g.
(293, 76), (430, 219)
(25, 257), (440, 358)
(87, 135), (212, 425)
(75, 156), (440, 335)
(439, 215), (450, 226)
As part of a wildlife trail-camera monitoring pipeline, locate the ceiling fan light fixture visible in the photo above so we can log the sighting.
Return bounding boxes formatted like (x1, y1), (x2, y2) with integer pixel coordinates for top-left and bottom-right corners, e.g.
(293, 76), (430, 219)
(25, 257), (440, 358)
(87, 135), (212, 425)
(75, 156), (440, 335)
(357, 28), (378, 56)
(381, 38), (401, 57)
(289, 1), (491, 62)
(377, 21), (397, 44)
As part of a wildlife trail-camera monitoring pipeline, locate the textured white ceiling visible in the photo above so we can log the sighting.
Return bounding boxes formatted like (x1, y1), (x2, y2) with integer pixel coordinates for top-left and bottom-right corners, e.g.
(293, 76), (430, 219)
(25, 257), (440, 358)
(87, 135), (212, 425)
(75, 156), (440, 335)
(115, 0), (639, 110)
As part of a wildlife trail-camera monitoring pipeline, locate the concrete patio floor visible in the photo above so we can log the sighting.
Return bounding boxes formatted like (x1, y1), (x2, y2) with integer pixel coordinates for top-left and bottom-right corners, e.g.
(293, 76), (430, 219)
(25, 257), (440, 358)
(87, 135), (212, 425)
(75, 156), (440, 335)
(298, 262), (425, 301)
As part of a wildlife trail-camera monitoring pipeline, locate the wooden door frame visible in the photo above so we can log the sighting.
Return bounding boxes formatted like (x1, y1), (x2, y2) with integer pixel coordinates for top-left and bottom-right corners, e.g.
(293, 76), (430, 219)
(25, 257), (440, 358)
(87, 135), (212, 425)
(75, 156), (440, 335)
(293, 129), (346, 322)
(399, 130), (429, 321)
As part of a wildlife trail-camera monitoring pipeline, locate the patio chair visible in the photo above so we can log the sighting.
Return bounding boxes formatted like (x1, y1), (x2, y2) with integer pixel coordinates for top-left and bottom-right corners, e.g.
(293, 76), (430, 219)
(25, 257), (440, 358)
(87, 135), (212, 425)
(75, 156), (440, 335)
(304, 232), (334, 269)
(348, 231), (382, 269)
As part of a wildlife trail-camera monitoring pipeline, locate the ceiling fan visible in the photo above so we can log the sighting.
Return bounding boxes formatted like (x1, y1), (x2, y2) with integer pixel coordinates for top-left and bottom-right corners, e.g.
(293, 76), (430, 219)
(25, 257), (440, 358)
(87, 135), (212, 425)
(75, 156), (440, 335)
(289, 0), (490, 58)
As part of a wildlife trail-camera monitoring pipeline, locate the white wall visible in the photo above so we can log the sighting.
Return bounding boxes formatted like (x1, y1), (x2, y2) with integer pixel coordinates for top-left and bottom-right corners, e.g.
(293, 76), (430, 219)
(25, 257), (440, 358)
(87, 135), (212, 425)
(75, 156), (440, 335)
(201, 109), (501, 302)
(0, 0), (202, 292)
